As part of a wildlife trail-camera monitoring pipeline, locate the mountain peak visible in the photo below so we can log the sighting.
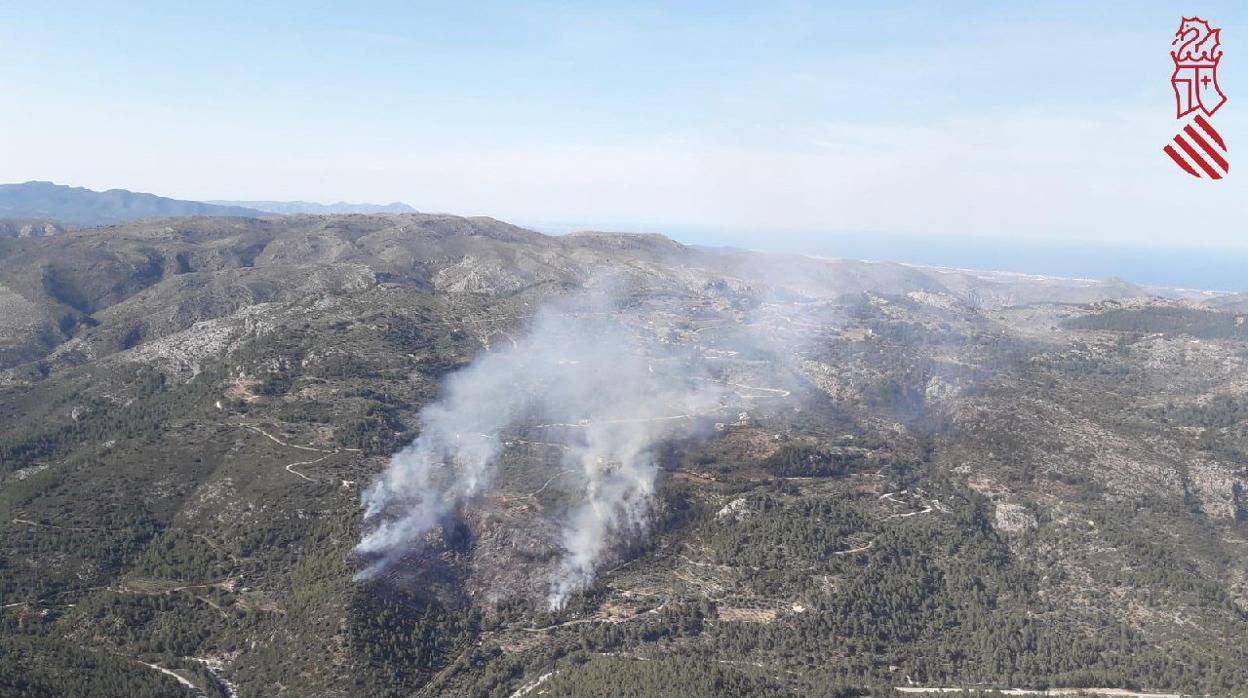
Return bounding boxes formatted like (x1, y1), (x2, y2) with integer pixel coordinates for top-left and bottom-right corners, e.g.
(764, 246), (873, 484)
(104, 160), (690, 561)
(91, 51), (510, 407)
(0, 181), (266, 227)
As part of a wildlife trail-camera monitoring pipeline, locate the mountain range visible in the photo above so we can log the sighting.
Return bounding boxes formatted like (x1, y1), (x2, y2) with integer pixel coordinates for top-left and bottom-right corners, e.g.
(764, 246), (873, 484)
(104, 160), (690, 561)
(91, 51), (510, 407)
(2, 211), (1246, 696)
(0, 181), (265, 228)
(207, 200), (418, 215)
(0, 181), (417, 228)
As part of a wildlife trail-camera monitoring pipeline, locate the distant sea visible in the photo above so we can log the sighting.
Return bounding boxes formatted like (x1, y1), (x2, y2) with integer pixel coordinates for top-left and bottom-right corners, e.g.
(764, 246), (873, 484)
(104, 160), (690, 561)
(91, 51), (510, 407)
(538, 223), (1248, 294)
(791, 234), (1248, 293)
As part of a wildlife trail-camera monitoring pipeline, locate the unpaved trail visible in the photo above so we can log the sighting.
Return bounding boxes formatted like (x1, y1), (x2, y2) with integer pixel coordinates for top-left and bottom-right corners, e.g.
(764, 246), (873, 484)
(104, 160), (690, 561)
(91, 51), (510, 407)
(241, 424), (333, 453)
(816, 490), (945, 559)
(521, 421), (587, 429)
(505, 437), (569, 451)
(831, 540), (875, 556)
(190, 657), (239, 698)
(522, 414), (694, 429)
(727, 382), (791, 398)
(12, 517), (57, 529)
(509, 671), (557, 698)
(895, 688), (1179, 698)
(702, 355), (771, 365)
(132, 659), (205, 695)
(193, 534), (239, 562)
(601, 414), (693, 425)
(679, 554), (760, 573)
(194, 595), (229, 619)
(114, 577), (236, 596)
(237, 423), (347, 481)
(878, 490), (941, 521)
(690, 374), (792, 399)
(239, 422), (363, 454)
(523, 599), (672, 633)
(529, 469), (577, 497)
(883, 506), (933, 521)
(284, 453), (332, 482)
(11, 517), (112, 533)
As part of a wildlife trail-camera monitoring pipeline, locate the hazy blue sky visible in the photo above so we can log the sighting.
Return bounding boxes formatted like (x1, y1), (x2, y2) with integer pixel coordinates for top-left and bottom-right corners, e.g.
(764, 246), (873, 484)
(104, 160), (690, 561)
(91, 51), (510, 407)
(2, 1), (1245, 249)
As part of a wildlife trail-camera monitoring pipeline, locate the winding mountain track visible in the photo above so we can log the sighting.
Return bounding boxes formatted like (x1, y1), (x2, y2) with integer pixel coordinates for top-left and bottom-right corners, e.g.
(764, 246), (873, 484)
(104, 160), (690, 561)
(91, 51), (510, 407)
(528, 469), (578, 497)
(235, 423), (349, 481)
(521, 598), (672, 633)
(132, 659), (206, 696)
(521, 414), (694, 429)
(727, 382), (791, 398)
(506, 438), (569, 451)
(241, 424), (333, 453)
(831, 540), (875, 556)
(284, 454), (332, 482)
(10, 517), (112, 533)
(508, 671), (556, 698)
(190, 657), (239, 698)
(883, 506), (933, 521)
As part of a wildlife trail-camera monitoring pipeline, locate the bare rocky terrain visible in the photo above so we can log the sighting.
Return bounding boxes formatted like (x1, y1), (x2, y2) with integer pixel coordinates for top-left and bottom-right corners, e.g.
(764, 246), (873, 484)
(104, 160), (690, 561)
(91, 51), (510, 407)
(1, 214), (1246, 697)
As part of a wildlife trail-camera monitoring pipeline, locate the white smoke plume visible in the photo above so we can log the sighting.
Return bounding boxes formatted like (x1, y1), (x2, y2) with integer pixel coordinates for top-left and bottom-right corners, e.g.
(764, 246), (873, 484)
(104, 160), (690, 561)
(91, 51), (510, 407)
(355, 291), (725, 607)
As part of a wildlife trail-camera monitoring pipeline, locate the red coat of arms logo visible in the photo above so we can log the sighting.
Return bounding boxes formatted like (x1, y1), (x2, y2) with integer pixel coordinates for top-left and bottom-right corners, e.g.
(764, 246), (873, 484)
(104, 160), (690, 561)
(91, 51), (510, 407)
(1163, 17), (1229, 179)
(1171, 17), (1226, 118)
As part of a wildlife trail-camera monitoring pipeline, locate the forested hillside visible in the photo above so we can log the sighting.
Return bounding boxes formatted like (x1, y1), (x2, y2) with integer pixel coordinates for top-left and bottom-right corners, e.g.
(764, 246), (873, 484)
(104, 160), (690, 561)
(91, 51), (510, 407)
(1, 215), (1245, 696)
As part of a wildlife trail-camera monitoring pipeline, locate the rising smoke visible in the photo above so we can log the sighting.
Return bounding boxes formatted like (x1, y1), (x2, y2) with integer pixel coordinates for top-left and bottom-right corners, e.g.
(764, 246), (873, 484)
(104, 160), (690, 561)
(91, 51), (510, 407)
(355, 291), (725, 608)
